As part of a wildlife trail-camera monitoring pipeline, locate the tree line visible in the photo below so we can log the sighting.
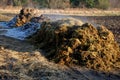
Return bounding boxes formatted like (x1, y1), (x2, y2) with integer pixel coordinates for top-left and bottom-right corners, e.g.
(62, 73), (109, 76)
(0, 0), (120, 9)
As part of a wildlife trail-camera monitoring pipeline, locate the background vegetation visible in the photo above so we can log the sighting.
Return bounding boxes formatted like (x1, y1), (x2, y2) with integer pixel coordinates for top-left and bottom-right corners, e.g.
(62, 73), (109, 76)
(0, 0), (120, 9)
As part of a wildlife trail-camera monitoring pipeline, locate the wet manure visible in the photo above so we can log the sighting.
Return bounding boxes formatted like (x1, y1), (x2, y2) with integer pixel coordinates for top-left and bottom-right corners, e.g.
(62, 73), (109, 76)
(29, 18), (120, 71)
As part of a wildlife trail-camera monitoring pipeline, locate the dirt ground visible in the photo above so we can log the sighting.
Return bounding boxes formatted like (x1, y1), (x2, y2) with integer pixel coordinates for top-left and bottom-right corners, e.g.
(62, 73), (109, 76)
(0, 15), (120, 79)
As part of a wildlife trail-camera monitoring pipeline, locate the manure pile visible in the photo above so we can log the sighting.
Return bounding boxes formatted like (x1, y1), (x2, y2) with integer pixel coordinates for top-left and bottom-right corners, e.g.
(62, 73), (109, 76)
(7, 8), (49, 27)
(15, 8), (35, 26)
(7, 8), (47, 27)
(8, 8), (36, 27)
(30, 18), (120, 71)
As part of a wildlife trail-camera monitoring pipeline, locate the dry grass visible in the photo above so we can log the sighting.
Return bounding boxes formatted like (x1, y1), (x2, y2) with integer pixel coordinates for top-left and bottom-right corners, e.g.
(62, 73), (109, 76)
(0, 14), (12, 21)
(0, 47), (66, 80)
(0, 8), (120, 16)
(38, 9), (120, 16)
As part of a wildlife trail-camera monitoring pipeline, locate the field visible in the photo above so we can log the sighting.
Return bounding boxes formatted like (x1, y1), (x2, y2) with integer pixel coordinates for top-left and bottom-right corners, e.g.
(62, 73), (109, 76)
(0, 8), (120, 80)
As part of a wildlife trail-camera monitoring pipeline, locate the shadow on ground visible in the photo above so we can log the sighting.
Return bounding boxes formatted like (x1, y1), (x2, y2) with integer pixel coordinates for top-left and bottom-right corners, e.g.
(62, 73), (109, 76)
(0, 35), (35, 52)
